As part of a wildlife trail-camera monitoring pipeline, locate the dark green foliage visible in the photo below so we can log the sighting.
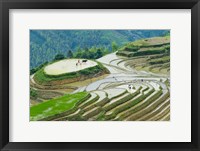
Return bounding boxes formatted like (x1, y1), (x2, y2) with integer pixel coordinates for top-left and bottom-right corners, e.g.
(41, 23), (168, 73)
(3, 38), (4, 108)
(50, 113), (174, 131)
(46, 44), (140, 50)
(74, 47), (109, 59)
(124, 45), (140, 52)
(130, 48), (166, 57)
(116, 51), (132, 57)
(149, 56), (170, 65)
(165, 31), (170, 36)
(54, 54), (65, 61)
(30, 61), (48, 75)
(96, 49), (103, 58)
(140, 42), (170, 48)
(30, 68), (37, 75)
(116, 49), (164, 57)
(30, 88), (38, 99)
(111, 41), (118, 52)
(164, 45), (170, 54)
(67, 50), (73, 58)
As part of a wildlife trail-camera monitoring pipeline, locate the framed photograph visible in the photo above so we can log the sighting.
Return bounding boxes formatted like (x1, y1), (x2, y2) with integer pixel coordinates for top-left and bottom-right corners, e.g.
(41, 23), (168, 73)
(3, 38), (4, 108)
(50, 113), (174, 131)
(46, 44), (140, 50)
(0, 0), (200, 150)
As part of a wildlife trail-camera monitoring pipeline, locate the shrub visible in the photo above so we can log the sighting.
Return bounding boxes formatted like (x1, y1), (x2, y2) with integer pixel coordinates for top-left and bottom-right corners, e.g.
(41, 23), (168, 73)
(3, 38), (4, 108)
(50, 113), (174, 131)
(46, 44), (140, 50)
(30, 88), (38, 99)
(30, 61), (48, 75)
(124, 45), (140, 52)
(149, 56), (170, 65)
(54, 54), (65, 61)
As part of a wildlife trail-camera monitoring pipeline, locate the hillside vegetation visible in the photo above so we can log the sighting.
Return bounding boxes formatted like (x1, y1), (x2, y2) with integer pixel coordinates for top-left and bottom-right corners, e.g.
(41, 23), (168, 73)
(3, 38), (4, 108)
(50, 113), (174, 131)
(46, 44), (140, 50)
(30, 30), (168, 69)
(34, 60), (109, 85)
(116, 36), (170, 75)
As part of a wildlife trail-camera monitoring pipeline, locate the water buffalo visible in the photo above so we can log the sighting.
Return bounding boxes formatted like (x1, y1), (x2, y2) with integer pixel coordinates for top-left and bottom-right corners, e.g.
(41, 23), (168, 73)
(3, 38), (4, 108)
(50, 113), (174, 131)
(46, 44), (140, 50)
(82, 59), (88, 63)
(82, 60), (88, 65)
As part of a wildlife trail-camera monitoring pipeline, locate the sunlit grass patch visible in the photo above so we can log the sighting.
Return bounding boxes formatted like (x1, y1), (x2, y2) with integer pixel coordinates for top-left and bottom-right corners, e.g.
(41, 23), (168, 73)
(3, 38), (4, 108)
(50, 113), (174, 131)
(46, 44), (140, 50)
(30, 92), (89, 121)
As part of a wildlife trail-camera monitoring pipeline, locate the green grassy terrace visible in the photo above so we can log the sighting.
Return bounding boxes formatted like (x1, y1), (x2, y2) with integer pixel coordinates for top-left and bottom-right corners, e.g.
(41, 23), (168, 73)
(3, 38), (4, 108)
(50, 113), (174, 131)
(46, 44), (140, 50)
(116, 36), (170, 75)
(116, 36), (170, 57)
(149, 56), (170, 65)
(30, 92), (89, 121)
(34, 60), (109, 85)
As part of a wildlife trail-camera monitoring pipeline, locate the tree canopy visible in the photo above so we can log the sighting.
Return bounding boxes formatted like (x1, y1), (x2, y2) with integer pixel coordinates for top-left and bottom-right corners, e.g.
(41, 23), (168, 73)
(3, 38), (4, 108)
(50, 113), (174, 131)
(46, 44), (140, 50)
(67, 50), (73, 58)
(54, 54), (65, 60)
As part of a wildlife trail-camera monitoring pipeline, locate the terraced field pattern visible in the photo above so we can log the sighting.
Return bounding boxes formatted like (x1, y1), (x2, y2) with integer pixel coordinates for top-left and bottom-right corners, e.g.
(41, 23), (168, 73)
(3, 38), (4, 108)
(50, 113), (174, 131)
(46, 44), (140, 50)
(30, 31), (170, 121)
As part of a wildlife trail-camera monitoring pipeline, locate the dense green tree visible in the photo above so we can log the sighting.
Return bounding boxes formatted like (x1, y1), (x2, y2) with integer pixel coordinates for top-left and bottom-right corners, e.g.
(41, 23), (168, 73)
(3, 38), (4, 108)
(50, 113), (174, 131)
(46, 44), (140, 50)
(30, 61), (48, 75)
(96, 49), (103, 59)
(73, 47), (110, 60)
(30, 68), (37, 75)
(81, 52), (89, 59)
(164, 45), (170, 55)
(54, 54), (65, 60)
(67, 50), (73, 58)
(30, 88), (38, 99)
(88, 51), (95, 59)
(85, 47), (89, 52)
(112, 41), (118, 52)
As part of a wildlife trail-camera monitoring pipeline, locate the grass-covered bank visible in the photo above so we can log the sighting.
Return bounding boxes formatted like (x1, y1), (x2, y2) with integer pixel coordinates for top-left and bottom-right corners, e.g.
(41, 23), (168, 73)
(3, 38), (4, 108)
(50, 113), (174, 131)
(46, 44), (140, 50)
(30, 92), (89, 121)
(116, 36), (170, 75)
(116, 36), (170, 57)
(33, 60), (109, 85)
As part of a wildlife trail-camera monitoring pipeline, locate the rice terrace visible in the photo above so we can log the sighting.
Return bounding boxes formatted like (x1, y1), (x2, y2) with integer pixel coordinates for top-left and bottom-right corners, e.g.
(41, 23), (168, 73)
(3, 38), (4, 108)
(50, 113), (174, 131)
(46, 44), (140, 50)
(30, 30), (170, 121)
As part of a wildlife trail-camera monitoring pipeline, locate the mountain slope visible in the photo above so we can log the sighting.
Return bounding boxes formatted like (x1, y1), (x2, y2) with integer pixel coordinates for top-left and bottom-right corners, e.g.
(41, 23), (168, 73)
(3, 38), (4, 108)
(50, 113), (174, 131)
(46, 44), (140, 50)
(30, 30), (168, 69)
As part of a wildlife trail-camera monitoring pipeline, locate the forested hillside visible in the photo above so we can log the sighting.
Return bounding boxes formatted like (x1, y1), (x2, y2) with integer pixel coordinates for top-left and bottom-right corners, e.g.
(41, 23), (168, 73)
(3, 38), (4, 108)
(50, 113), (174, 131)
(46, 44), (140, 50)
(30, 30), (168, 69)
